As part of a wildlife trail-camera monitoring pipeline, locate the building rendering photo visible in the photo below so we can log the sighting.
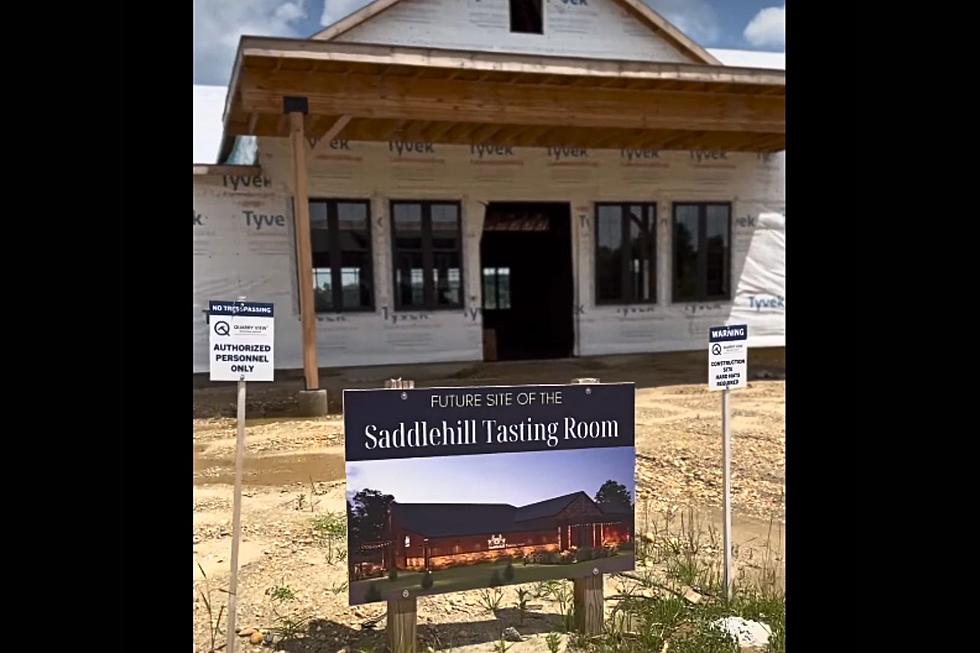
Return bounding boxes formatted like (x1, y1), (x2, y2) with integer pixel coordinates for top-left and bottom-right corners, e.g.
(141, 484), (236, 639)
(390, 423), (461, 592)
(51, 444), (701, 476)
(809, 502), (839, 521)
(345, 447), (635, 604)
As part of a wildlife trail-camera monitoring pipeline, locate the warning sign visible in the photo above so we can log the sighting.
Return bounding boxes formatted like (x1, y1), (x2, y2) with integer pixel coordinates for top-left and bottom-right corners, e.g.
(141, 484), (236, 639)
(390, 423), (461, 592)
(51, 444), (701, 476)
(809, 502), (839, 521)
(708, 324), (747, 391)
(208, 300), (275, 382)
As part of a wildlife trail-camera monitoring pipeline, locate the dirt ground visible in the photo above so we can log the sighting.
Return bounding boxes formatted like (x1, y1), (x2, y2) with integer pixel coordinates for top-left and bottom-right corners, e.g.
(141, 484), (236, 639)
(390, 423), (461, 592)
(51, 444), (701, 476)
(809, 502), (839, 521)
(193, 350), (785, 653)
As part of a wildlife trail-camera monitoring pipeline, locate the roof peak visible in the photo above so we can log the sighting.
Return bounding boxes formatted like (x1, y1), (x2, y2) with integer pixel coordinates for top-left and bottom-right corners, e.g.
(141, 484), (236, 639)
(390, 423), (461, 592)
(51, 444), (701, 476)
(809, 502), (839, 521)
(311, 0), (720, 65)
(392, 491), (592, 510)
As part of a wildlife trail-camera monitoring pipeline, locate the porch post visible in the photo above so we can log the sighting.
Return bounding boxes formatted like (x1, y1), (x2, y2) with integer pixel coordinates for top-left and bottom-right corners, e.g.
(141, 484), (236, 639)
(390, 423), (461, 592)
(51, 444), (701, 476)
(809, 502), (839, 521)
(285, 97), (327, 415)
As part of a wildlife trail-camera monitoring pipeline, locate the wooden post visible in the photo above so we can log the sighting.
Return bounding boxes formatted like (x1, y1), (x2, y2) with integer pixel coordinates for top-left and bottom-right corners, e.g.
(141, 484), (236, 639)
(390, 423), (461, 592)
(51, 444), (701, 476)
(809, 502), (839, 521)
(386, 596), (417, 653)
(573, 573), (604, 634)
(288, 107), (319, 391)
(384, 378), (416, 653)
(570, 377), (604, 635)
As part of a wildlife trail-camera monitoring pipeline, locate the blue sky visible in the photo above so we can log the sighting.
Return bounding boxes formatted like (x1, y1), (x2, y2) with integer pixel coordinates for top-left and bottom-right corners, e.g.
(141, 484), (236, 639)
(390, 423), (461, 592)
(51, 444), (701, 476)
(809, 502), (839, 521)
(193, 1), (785, 86)
(346, 446), (635, 505)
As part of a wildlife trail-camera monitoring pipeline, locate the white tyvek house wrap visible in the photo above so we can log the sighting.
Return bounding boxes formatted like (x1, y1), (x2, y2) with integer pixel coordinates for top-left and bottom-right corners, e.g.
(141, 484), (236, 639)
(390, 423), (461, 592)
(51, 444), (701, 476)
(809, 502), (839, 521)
(730, 212), (785, 342)
(193, 174), (303, 372)
(193, 142), (784, 373)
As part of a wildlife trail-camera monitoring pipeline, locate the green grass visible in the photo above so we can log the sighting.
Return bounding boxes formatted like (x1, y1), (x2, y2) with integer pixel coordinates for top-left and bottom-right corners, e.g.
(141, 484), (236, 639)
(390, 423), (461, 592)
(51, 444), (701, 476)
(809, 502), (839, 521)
(570, 504), (785, 653)
(351, 554), (633, 601)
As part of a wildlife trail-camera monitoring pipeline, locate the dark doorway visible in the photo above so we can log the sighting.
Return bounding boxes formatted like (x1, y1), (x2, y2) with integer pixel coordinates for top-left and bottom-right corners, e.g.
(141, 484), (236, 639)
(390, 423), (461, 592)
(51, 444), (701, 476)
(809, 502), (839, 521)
(480, 202), (574, 361)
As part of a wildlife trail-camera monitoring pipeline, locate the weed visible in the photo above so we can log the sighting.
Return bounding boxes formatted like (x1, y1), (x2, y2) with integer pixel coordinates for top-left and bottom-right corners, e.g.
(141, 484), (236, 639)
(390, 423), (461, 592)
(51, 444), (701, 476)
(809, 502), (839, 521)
(312, 512), (348, 564)
(534, 580), (574, 632)
(545, 632), (562, 653)
(515, 587), (532, 623)
(579, 507), (784, 653)
(196, 563), (226, 653)
(478, 587), (504, 613)
(307, 475), (321, 512)
(265, 581), (315, 643)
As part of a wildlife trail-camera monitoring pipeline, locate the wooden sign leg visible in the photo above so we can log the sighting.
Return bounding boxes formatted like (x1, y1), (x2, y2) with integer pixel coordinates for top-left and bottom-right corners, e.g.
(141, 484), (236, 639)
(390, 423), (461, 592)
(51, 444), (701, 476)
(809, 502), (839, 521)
(573, 574), (604, 635)
(384, 378), (417, 653)
(387, 596), (417, 653)
(570, 378), (605, 635)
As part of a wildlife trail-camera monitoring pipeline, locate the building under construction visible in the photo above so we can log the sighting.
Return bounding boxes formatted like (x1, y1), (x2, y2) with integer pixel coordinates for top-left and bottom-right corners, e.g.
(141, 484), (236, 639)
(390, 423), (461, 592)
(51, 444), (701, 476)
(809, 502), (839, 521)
(193, 0), (785, 413)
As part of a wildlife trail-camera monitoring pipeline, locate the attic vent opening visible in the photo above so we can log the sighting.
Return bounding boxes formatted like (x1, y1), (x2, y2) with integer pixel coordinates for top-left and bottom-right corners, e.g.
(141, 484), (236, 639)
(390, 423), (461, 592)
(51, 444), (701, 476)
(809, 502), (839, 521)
(509, 0), (543, 34)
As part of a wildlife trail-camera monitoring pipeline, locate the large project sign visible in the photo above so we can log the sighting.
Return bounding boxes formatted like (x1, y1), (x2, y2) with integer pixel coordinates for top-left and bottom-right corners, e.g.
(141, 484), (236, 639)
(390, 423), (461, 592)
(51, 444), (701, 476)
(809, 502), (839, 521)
(343, 383), (636, 605)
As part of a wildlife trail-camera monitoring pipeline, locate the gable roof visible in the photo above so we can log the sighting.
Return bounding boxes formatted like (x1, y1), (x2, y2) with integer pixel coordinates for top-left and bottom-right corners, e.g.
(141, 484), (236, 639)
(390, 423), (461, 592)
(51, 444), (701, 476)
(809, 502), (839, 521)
(392, 491), (618, 538)
(312, 0), (720, 65)
(393, 502), (519, 538)
(514, 492), (594, 522)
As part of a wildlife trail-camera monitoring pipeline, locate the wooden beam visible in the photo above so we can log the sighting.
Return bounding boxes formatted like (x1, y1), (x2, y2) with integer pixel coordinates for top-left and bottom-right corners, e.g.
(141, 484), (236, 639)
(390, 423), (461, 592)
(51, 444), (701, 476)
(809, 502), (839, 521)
(397, 120), (430, 141)
(239, 69), (784, 134)
(467, 123), (504, 144)
(659, 131), (705, 150)
(704, 132), (751, 151)
(513, 127), (559, 148)
(502, 126), (551, 147)
(312, 0), (404, 41)
(320, 114), (352, 142)
(419, 120), (458, 142)
(238, 39), (785, 87)
(288, 111), (319, 391)
(371, 118), (402, 141)
(593, 129), (637, 149)
(192, 164), (262, 176)
(749, 134), (785, 151)
(306, 114), (331, 138)
(439, 122), (480, 143)
(390, 120), (410, 136)
(633, 130), (672, 149)
(246, 112), (259, 135)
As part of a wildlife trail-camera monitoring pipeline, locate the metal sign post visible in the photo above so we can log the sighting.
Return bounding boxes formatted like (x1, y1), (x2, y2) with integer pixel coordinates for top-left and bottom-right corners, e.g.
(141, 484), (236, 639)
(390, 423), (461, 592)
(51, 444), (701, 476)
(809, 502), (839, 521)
(707, 324), (747, 603)
(722, 387), (732, 601)
(225, 375), (247, 653)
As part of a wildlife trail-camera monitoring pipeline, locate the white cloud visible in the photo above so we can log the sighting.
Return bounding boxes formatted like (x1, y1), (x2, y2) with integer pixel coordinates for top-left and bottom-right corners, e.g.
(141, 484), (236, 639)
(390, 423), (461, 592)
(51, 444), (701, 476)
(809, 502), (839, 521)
(193, 0), (310, 85)
(645, 0), (721, 45)
(321, 0), (371, 26)
(193, 85), (227, 164)
(743, 5), (785, 49)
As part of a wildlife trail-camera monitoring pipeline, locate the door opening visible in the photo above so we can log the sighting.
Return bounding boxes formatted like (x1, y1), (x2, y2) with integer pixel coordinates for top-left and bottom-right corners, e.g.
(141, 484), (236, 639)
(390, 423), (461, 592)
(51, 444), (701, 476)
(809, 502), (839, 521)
(480, 202), (574, 361)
